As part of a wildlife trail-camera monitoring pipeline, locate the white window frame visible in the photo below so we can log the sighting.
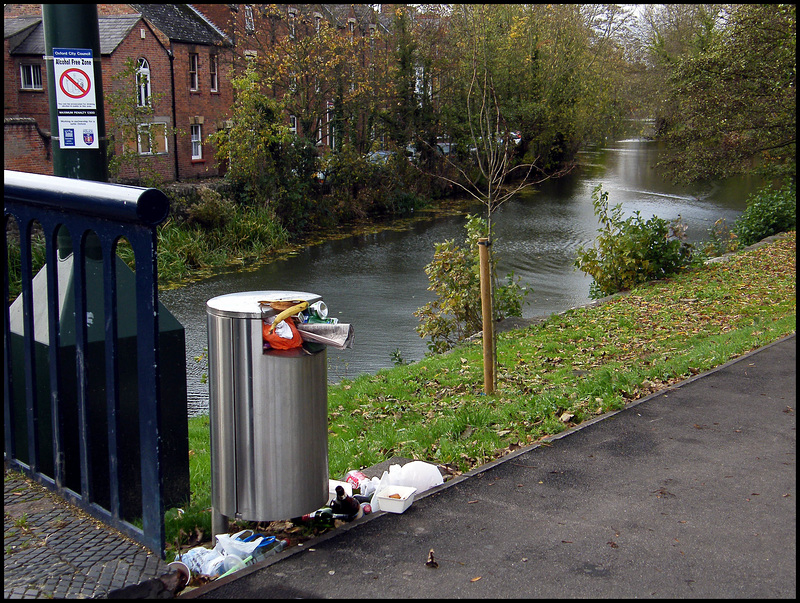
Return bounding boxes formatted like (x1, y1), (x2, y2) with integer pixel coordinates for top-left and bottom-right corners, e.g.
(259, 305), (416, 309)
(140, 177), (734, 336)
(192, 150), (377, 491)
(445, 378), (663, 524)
(288, 7), (297, 39)
(244, 5), (254, 33)
(191, 124), (203, 160)
(209, 54), (218, 92)
(137, 122), (168, 155)
(20, 63), (43, 90)
(326, 101), (335, 149)
(289, 115), (297, 135)
(136, 58), (151, 107)
(189, 53), (199, 91)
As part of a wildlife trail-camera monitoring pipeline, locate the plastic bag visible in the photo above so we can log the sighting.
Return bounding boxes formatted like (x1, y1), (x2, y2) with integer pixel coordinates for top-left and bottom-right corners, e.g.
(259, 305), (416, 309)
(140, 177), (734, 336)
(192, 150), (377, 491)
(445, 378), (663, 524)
(262, 316), (303, 350)
(213, 530), (264, 559)
(395, 461), (444, 492)
(179, 546), (220, 576)
(370, 461), (443, 511)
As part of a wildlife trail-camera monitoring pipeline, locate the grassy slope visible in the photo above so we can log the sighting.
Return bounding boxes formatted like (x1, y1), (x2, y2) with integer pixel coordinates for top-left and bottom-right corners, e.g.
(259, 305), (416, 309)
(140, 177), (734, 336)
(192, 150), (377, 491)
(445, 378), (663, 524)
(174, 231), (794, 553)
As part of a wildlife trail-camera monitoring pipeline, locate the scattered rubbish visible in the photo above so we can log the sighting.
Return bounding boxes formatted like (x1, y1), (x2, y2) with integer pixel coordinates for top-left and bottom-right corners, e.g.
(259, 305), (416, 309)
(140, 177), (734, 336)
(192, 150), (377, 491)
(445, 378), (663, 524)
(205, 553), (246, 579)
(345, 469), (376, 496)
(328, 479), (353, 505)
(376, 485), (417, 514)
(179, 545), (221, 577)
(426, 549), (439, 568)
(365, 461), (443, 511)
(178, 529), (291, 583)
(331, 485), (362, 520)
(383, 461), (444, 492)
(174, 462), (444, 584)
(167, 561), (190, 587)
(213, 529), (265, 559)
(298, 506), (358, 528)
(245, 534), (288, 563)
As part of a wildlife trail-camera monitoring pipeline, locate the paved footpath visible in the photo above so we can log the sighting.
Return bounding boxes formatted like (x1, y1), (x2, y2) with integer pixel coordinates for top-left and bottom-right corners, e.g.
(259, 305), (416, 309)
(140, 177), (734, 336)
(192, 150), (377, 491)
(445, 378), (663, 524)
(3, 474), (172, 599)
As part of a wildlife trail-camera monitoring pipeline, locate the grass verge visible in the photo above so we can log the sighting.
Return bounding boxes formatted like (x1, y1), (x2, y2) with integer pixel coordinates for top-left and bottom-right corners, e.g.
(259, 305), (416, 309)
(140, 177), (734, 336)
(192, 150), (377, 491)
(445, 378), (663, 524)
(169, 231), (795, 558)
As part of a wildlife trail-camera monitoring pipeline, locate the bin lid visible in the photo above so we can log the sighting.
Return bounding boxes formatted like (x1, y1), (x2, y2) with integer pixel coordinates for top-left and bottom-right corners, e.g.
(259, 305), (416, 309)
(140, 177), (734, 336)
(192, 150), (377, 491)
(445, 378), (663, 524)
(206, 291), (322, 319)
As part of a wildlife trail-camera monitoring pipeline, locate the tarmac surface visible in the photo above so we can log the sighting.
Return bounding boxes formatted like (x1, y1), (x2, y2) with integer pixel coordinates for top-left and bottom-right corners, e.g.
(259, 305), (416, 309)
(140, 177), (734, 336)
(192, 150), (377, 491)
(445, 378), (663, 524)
(3, 333), (796, 599)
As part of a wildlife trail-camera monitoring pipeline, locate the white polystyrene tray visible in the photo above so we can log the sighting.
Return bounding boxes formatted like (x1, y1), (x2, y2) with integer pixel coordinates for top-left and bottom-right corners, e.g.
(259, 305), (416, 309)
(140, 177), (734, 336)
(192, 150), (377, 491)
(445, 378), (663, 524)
(376, 485), (417, 513)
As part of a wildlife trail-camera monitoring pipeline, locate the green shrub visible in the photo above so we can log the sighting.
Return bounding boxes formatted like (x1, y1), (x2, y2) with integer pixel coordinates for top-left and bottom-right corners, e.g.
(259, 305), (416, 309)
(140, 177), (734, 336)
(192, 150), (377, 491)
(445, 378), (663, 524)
(187, 187), (236, 230)
(575, 185), (694, 298)
(414, 214), (529, 353)
(733, 183), (796, 247)
(6, 232), (46, 302)
(698, 218), (740, 258)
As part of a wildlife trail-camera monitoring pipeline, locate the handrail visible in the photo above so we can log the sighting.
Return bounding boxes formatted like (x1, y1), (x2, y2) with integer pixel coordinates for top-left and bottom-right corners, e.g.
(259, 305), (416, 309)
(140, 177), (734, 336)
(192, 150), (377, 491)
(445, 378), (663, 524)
(3, 170), (170, 226)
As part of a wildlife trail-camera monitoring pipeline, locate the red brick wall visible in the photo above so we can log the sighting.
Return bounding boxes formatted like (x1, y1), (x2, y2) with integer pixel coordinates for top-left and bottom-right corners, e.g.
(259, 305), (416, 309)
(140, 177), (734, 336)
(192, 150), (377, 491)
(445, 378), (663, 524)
(3, 4), (41, 17)
(4, 118), (52, 175)
(103, 20), (176, 183)
(4, 36), (51, 131)
(170, 42), (233, 180)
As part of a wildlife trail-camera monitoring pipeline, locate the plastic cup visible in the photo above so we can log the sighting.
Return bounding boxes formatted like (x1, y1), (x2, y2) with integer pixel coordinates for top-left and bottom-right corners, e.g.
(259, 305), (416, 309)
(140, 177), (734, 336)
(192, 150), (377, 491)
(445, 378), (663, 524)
(167, 561), (190, 587)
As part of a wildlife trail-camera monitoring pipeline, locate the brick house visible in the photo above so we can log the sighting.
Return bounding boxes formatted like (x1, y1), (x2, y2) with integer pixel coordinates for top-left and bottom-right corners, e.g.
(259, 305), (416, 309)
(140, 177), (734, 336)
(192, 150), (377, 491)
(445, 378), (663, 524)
(4, 3), (233, 183)
(5, 4), (396, 182)
(191, 3), (390, 152)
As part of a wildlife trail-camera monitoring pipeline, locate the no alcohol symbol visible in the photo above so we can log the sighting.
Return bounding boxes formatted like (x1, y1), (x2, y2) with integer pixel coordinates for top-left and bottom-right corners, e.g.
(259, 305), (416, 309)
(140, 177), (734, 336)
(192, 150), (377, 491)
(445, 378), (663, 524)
(59, 68), (92, 99)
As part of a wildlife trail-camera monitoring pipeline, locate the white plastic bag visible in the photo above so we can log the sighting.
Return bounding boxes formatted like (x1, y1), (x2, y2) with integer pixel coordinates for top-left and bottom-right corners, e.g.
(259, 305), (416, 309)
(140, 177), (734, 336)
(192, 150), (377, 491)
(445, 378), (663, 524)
(180, 546), (220, 576)
(370, 461), (443, 511)
(396, 461), (443, 492)
(213, 530), (263, 559)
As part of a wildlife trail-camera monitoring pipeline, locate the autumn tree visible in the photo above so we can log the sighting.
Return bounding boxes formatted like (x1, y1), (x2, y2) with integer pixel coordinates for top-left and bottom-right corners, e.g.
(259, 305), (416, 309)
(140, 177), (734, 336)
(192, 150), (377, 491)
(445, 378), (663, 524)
(651, 4), (796, 183)
(208, 65), (291, 205)
(233, 6), (380, 154)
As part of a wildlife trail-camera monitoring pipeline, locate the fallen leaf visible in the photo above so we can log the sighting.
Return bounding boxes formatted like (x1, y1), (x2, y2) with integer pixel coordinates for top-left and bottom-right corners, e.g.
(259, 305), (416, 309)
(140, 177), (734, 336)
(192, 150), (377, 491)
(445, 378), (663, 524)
(426, 549), (438, 568)
(560, 412), (574, 422)
(471, 576), (482, 582)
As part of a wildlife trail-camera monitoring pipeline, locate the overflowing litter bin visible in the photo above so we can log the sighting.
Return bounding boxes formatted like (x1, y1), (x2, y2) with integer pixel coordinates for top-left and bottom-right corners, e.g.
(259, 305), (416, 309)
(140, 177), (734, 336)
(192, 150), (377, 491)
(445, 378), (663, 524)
(206, 291), (352, 523)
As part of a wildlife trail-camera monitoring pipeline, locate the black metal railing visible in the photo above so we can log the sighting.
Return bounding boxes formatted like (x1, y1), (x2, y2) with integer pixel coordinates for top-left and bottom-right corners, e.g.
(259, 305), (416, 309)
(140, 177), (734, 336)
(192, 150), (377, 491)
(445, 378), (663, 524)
(4, 169), (171, 556)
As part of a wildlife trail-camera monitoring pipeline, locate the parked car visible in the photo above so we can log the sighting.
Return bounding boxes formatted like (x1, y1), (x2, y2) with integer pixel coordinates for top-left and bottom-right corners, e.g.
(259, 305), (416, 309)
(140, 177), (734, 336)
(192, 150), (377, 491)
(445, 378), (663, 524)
(366, 150), (393, 164)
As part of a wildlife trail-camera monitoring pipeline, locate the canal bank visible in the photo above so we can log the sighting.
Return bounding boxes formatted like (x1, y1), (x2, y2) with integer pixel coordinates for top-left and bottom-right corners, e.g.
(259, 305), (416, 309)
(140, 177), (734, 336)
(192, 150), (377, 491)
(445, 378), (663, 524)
(160, 138), (768, 416)
(5, 332), (795, 599)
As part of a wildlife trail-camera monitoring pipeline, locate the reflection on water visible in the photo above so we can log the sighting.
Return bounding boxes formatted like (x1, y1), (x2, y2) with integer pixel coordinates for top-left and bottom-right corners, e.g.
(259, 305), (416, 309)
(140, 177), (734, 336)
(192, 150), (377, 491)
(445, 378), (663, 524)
(159, 139), (765, 416)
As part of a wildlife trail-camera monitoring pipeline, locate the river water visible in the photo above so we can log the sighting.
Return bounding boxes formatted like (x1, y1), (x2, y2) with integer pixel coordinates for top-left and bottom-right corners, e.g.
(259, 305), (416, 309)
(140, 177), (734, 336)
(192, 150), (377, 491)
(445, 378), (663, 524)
(159, 139), (765, 417)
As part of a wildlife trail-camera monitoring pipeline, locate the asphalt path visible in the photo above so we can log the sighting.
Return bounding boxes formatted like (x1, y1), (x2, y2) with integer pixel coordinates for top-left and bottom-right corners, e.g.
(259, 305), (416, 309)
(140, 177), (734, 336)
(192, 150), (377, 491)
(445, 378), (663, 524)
(186, 334), (796, 599)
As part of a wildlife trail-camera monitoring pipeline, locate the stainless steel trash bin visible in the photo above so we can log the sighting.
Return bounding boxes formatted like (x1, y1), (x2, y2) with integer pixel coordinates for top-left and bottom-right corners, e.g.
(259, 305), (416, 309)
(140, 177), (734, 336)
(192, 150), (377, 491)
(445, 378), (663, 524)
(206, 291), (329, 521)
